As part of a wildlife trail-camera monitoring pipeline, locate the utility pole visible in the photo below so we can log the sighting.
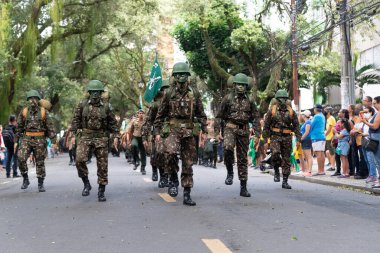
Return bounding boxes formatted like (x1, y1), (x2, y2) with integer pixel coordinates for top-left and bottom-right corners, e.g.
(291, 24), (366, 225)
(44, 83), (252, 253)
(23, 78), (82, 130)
(291, 0), (300, 112)
(339, 0), (355, 108)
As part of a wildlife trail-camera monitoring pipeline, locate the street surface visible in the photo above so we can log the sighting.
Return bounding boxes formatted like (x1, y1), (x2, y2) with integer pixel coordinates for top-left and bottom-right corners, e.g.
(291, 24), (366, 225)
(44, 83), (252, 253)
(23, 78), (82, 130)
(0, 154), (379, 253)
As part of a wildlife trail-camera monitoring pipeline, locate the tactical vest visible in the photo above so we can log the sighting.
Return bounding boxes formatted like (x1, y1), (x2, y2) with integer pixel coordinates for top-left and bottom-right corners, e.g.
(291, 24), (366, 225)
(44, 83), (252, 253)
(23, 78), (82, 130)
(166, 86), (200, 119)
(270, 99), (294, 121)
(80, 99), (110, 131)
(22, 106), (46, 132)
(226, 92), (254, 124)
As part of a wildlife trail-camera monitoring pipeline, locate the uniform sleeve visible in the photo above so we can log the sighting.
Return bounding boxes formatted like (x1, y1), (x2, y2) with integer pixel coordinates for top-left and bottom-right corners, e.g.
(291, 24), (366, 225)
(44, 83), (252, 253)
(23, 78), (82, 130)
(214, 96), (228, 135)
(70, 102), (82, 132)
(250, 100), (261, 138)
(194, 95), (208, 133)
(14, 111), (25, 143)
(262, 110), (272, 140)
(107, 106), (120, 138)
(291, 112), (302, 141)
(45, 112), (56, 139)
(154, 94), (169, 135)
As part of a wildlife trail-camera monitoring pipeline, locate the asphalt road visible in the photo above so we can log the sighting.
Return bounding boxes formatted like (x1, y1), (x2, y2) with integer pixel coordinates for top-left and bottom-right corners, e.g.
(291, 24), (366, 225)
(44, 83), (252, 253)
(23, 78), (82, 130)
(0, 154), (379, 253)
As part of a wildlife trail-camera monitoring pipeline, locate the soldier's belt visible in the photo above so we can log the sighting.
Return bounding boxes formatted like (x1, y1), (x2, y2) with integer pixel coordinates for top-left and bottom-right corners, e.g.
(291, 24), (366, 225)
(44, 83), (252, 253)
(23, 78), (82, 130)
(168, 119), (194, 129)
(225, 122), (248, 130)
(25, 132), (45, 137)
(271, 128), (292, 134)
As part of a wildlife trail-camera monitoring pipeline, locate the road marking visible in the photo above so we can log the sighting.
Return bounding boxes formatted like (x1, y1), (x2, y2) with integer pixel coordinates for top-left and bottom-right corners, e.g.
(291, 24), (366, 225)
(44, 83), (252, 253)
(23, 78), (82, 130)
(143, 178), (152, 183)
(158, 193), (176, 203)
(202, 239), (233, 253)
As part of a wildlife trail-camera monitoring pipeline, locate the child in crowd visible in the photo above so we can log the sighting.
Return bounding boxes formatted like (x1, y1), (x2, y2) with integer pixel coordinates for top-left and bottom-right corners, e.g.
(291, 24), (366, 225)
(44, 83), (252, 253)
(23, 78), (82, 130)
(335, 118), (351, 178)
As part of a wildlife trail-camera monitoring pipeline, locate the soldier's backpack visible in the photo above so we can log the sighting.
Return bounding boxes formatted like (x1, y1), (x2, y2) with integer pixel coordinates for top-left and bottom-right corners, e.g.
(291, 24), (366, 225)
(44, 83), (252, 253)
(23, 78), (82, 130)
(22, 106), (47, 123)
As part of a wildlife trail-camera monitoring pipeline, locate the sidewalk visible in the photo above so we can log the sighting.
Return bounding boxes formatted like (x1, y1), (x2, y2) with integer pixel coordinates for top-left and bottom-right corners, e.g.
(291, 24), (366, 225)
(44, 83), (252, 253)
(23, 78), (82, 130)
(268, 159), (380, 195)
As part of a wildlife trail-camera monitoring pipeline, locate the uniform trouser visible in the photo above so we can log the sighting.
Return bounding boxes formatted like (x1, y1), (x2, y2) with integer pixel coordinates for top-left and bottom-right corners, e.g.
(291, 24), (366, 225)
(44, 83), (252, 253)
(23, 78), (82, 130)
(131, 137), (146, 167)
(76, 137), (109, 185)
(269, 134), (292, 176)
(204, 140), (217, 164)
(224, 128), (249, 181)
(5, 145), (18, 176)
(155, 138), (167, 175)
(164, 128), (195, 188)
(217, 140), (224, 160)
(18, 138), (47, 178)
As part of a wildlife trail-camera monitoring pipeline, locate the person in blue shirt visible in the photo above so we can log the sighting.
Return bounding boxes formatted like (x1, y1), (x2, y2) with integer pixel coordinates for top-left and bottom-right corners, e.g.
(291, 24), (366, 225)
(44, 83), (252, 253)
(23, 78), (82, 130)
(310, 104), (326, 175)
(335, 118), (351, 178)
(300, 110), (313, 176)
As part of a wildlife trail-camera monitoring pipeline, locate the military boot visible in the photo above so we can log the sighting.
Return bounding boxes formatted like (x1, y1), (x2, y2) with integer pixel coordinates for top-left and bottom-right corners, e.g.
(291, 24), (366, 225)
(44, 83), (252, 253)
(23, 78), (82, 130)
(21, 174), (30, 190)
(141, 166), (146, 175)
(282, 175), (292, 189)
(183, 187), (196, 206)
(81, 176), (92, 196)
(158, 173), (168, 188)
(225, 164), (234, 185)
(274, 166), (281, 182)
(98, 185), (106, 202)
(168, 173), (179, 197)
(152, 166), (158, 181)
(240, 180), (251, 197)
(38, 178), (46, 192)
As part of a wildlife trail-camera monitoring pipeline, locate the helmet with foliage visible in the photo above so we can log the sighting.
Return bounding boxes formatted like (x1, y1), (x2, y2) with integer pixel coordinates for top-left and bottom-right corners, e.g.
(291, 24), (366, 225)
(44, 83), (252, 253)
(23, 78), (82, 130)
(86, 80), (104, 92)
(26, 90), (41, 100)
(233, 73), (249, 85)
(275, 89), (289, 99)
(172, 62), (191, 76)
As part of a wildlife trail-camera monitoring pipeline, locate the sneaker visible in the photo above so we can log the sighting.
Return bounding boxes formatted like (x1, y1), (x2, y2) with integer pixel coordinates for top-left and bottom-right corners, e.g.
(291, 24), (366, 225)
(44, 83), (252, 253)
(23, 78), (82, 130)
(327, 167), (335, 171)
(365, 176), (378, 183)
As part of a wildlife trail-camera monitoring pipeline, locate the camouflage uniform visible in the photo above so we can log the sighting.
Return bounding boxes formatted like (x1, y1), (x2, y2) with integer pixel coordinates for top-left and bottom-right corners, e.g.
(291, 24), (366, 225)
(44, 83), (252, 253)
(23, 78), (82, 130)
(154, 62), (207, 206)
(215, 73), (261, 197)
(15, 90), (55, 192)
(71, 80), (119, 201)
(262, 90), (301, 189)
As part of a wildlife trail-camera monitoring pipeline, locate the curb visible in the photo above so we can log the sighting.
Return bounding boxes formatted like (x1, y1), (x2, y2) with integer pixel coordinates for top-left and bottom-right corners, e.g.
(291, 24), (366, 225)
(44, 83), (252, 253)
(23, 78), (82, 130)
(268, 171), (380, 195)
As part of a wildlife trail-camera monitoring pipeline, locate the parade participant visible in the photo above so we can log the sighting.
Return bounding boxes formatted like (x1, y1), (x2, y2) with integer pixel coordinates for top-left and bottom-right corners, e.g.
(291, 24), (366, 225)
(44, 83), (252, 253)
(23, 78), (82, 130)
(262, 89), (301, 189)
(154, 62), (207, 206)
(15, 90), (56, 192)
(204, 118), (217, 168)
(215, 73), (261, 197)
(71, 80), (120, 202)
(142, 80), (170, 186)
(127, 109), (146, 174)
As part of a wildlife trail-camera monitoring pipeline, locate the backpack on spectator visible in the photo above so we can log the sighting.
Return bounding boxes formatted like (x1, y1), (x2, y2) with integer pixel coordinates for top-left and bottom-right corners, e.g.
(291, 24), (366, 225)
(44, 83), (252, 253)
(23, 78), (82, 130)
(2, 125), (15, 146)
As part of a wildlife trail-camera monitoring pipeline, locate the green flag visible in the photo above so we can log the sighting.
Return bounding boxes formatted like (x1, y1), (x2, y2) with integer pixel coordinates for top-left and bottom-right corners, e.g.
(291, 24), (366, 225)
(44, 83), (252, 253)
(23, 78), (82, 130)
(144, 56), (162, 103)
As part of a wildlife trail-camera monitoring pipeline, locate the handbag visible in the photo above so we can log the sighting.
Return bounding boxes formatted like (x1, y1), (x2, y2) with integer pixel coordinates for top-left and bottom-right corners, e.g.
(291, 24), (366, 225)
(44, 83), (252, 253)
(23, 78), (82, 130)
(362, 135), (379, 153)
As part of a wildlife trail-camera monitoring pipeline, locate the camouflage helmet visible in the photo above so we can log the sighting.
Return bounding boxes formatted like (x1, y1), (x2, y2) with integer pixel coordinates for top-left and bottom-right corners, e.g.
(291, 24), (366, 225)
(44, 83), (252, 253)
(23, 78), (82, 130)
(275, 89), (289, 98)
(26, 90), (41, 100)
(160, 79), (170, 90)
(172, 62), (191, 76)
(233, 73), (249, 85)
(86, 80), (104, 92)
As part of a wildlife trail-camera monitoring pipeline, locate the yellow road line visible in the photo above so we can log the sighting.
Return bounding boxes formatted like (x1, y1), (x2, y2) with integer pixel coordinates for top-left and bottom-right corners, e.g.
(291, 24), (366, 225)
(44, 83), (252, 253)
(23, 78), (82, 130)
(202, 239), (233, 253)
(158, 193), (176, 203)
(143, 178), (152, 183)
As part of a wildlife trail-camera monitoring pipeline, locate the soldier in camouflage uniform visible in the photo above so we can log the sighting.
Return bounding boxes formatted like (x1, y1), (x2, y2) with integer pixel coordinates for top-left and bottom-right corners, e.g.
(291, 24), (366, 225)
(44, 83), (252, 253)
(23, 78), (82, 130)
(154, 62), (207, 206)
(142, 80), (170, 186)
(262, 89), (301, 189)
(71, 80), (120, 202)
(15, 90), (56, 192)
(215, 73), (261, 197)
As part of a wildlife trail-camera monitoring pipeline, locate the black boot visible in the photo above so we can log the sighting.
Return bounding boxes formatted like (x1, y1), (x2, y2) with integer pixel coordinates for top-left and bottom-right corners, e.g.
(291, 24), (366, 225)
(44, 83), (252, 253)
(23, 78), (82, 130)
(225, 164), (234, 185)
(274, 166), (281, 182)
(168, 174), (179, 197)
(81, 176), (92, 196)
(240, 180), (251, 197)
(98, 185), (106, 202)
(183, 187), (196, 206)
(21, 174), (30, 190)
(141, 166), (146, 175)
(152, 166), (158, 181)
(282, 175), (292, 189)
(158, 173), (168, 188)
(38, 178), (46, 192)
